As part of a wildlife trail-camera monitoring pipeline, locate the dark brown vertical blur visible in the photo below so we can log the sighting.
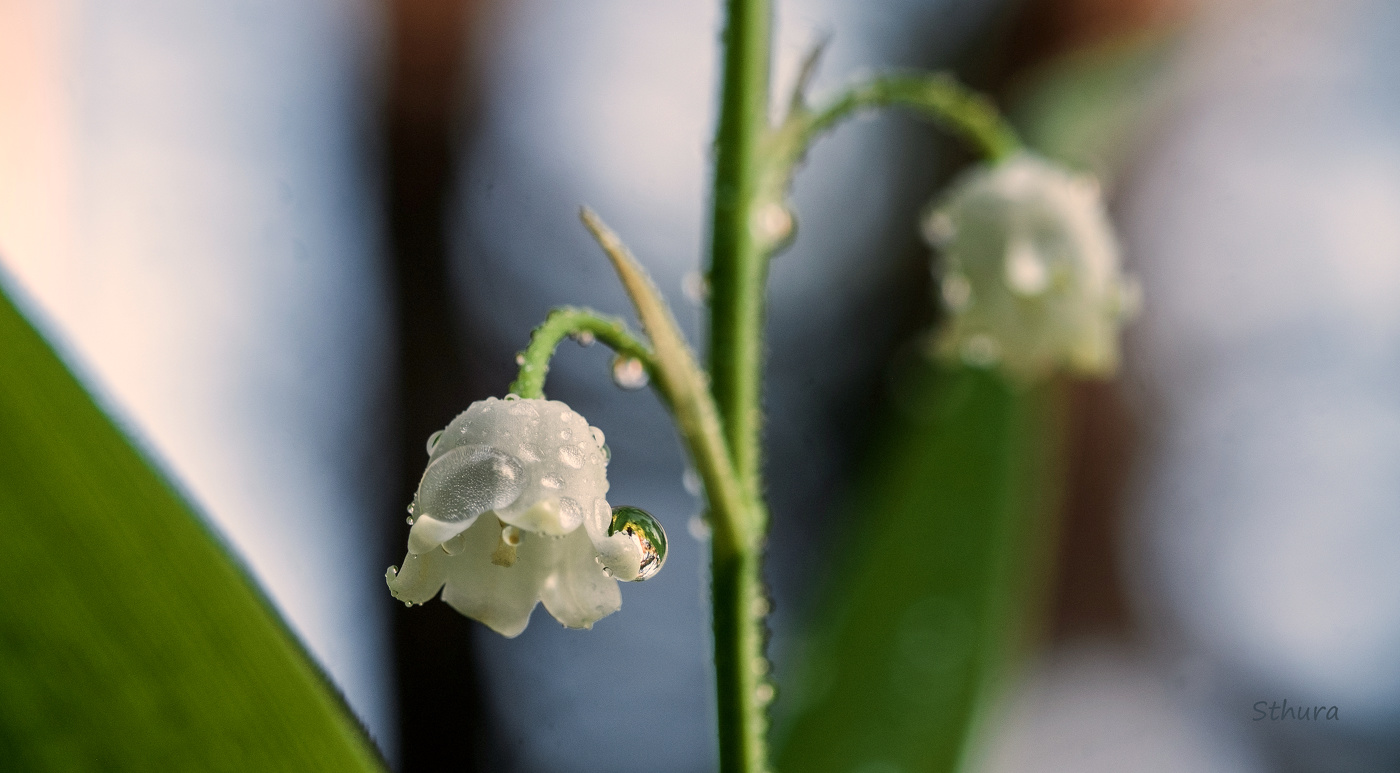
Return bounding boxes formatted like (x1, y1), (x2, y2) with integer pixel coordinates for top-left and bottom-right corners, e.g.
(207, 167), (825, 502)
(384, 0), (498, 770)
(992, 0), (1193, 641)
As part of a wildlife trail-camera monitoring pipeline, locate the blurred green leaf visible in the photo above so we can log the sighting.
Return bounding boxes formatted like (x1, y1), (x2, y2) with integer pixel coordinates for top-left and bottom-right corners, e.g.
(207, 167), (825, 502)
(0, 285), (387, 771)
(1008, 28), (1182, 183)
(774, 359), (1067, 773)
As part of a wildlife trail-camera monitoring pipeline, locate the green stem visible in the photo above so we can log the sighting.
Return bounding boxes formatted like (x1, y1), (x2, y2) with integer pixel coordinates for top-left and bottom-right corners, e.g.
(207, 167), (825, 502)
(801, 72), (1021, 161)
(756, 72), (1023, 220)
(508, 307), (655, 400)
(710, 0), (772, 503)
(709, 0), (774, 771)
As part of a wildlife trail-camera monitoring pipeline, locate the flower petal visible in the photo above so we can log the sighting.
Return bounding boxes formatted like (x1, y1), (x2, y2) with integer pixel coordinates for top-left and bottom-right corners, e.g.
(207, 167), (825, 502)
(386, 548), (448, 605)
(406, 513), (475, 555)
(538, 526), (622, 630)
(438, 514), (553, 638)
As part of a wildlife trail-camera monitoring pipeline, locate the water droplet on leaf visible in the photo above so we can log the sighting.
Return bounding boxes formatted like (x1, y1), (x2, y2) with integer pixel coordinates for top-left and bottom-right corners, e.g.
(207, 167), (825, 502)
(425, 429), (445, 456)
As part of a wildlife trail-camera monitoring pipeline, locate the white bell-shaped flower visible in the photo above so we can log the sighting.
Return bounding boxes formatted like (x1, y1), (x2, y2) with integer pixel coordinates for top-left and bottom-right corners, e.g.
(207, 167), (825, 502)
(386, 396), (663, 637)
(923, 152), (1139, 380)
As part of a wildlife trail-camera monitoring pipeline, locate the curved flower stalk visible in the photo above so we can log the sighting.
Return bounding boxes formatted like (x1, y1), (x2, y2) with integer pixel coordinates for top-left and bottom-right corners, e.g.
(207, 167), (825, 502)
(923, 152), (1139, 381)
(386, 396), (665, 637)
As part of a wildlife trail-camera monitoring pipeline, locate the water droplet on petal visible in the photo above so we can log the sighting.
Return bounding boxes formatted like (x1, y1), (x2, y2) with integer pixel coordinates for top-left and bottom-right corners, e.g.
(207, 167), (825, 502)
(425, 429), (445, 456)
(961, 334), (1002, 367)
(504, 393), (519, 401)
(922, 210), (956, 245)
(558, 497), (584, 530)
(541, 475), (564, 489)
(589, 426), (606, 448)
(558, 445), (584, 469)
(1004, 239), (1049, 296)
(601, 443), (612, 466)
(941, 272), (972, 311)
(406, 502), (415, 515)
(518, 444), (541, 462)
(405, 516), (415, 525)
(611, 356), (649, 390)
(609, 505), (668, 581)
(501, 524), (522, 546)
(560, 428), (572, 441)
(416, 446), (525, 522)
(387, 565), (399, 578)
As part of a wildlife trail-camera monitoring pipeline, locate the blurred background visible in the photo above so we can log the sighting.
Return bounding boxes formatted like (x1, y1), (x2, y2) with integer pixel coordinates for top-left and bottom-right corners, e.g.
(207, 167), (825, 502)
(3, 0), (1400, 771)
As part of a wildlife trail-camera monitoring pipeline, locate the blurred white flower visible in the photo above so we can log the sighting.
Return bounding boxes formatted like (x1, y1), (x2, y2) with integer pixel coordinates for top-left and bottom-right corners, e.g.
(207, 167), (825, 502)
(386, 396), (665, 637)
(924, 152), (1138, 380)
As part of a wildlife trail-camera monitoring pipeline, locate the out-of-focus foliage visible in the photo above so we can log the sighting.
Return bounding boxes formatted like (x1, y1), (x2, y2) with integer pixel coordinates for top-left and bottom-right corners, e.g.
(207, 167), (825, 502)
(1009, 29), (1181, 181)
(0, 287), (386, 772)
(774, 361), (1067, 773)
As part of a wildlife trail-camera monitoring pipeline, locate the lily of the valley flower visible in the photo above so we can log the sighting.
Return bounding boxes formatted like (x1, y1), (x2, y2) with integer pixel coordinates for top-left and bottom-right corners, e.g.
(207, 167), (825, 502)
(923, 152), (1139, 380)
(386, 395), (663, 637)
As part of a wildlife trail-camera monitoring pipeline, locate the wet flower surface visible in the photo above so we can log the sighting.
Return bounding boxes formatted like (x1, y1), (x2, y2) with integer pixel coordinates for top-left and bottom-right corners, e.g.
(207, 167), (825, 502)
(386, 396), (661, 636)
(924, 152), (1138, 380)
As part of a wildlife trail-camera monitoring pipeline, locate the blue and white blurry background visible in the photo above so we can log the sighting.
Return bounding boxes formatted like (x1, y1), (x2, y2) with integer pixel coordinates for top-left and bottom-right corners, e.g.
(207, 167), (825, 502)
(3, 0), (1400, 771)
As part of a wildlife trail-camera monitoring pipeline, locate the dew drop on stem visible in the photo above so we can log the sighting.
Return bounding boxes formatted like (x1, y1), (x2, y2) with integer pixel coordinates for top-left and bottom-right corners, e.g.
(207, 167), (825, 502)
(611, 355), (649, 390)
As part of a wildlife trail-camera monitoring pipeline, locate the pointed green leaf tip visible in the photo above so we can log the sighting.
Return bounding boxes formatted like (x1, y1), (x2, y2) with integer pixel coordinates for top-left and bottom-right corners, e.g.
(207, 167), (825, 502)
(0, 284), (386, 771)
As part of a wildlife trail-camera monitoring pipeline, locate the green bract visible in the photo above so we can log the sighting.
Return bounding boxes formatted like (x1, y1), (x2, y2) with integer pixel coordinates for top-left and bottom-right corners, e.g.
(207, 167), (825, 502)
(925, 152), (1139, 381)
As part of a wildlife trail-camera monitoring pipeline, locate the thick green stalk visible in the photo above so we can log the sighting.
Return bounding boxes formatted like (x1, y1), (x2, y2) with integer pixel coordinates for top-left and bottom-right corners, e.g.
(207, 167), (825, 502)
(710, 0), (771, 501)
(709, 0), (774, 771)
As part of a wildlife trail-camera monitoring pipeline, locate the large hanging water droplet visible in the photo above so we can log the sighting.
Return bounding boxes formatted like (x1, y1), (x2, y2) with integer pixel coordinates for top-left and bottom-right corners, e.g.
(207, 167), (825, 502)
(416, 446), (525, 522)
(609, 506), (667, 581)
(612, 356), (649, 390)
(425, 429), (445, 456)
(1003, 239), (1049, 296)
